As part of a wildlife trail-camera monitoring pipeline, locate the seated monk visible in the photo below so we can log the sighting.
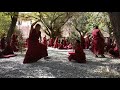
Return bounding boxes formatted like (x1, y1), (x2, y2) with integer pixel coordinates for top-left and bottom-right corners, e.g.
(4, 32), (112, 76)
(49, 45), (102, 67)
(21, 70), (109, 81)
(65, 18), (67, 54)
(42, 35), (47, 47)
(63, 37), (67, 47)
(68, 40), (86, 63)
(58, 40), (67, 49)
(0, 50), (16, 58)
(48, 38), (54, 47)
(1, 42), (16, 57)
(108, 42), (119, 58)
(67, 43), (73, 49)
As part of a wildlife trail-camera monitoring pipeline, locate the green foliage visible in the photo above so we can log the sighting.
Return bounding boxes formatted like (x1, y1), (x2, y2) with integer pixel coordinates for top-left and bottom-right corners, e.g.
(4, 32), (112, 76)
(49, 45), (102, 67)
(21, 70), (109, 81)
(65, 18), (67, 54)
(0, 12), (11, 38)
(67, 12), (111, 39)
(23, 12), (73, 39)
(68, 31), (80, 41)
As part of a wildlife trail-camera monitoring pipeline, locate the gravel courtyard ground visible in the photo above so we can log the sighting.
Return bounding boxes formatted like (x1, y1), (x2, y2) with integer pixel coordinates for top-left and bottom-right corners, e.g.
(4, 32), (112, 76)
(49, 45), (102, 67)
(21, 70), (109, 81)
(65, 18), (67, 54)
(0, 47), (120, 78)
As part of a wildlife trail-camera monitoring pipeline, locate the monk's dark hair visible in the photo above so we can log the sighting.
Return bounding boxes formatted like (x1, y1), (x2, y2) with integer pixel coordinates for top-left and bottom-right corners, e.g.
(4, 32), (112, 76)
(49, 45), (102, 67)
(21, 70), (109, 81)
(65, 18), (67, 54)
(36, 24), (41, 27)
(76, 40), (80, 44)
(95, 25), (98, 29)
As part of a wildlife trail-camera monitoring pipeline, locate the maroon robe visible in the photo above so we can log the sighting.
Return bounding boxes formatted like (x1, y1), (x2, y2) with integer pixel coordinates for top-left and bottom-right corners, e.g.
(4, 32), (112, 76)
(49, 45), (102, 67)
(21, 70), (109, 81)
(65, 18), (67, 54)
(11, 34), (19, 52)
(53, 37), (59, 48)
(63, 38), (67, 47)
(24, 38), (28, 48)
(68, 45), (86, 63)
(48, 38), (54, 47)
(42, 36), (47, 46)
(92, 29), (105, 55)
(109, 44), (119, 58)
(23, 29), (48, 64)
(58, 44), (64, 49)
(85, 36), (91, 49)
(81, 35), (85, 49)
(2, 43), (14, 55)
(67, 43), (73, 49)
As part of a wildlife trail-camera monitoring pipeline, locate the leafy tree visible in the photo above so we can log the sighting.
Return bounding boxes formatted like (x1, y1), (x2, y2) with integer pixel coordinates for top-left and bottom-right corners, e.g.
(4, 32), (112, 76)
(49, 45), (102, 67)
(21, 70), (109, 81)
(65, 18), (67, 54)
(108, 12), (120, 53)
(0, 12), (11, 38)
(3, 12), (19, 43)
(27, 12), (73, 39)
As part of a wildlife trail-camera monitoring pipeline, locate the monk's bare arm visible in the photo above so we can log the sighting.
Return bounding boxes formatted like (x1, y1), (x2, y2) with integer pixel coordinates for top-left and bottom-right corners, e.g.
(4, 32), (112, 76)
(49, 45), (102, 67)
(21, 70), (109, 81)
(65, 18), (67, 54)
(30, 20), (40, 34)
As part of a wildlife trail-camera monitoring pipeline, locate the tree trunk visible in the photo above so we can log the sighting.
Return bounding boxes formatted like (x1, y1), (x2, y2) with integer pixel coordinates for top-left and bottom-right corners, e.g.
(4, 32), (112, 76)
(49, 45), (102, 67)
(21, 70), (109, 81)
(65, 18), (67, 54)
(6, 12), (19, 44)
(108, 12), (120, 53)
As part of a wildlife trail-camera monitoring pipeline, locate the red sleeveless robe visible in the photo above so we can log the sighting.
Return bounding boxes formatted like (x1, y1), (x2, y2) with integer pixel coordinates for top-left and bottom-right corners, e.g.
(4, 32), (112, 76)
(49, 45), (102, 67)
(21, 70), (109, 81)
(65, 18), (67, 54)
(68, 45), (86, 63)
(23, 29), (48, 64)
(92, 29), (105, 55)
(109, 44), (119, 58)
(42, 36), (47, 46)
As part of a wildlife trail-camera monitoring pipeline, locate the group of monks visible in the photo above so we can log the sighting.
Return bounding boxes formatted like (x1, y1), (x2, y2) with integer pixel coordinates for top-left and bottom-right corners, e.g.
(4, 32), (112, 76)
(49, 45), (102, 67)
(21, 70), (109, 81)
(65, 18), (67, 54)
(0, 33), (19, 58)
(0, 20), (119, 64)
(45, 37), (73, 49)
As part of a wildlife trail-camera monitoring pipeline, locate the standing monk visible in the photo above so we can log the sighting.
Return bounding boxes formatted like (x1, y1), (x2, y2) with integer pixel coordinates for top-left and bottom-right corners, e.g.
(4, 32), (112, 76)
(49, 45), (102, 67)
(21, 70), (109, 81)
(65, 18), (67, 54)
(92, 26), (105, 57)
(23, 20), (48, 64)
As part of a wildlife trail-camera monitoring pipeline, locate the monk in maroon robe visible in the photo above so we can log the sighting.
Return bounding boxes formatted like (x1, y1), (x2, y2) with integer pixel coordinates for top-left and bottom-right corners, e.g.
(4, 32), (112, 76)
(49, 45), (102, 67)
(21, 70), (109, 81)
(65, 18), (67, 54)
(58, 40), (67, 49)
(85, 35), (91, 49)
(68, 40), (86, 63)
(42, 35), (47, 47)
(48, 38), (54, 47)
(108, 41), (119, 58)
(92, 26), (105, 57)
(53, 36), (59, 48)
(58, 40), (64, 49)
(67, 43), (73, 49)
(80, 35), (85, 49)
(2, 42), (14, 55)
(62, 37), (67, 47)
(23, 20), (48, 64)
(24, 38), (28, 48)
(11, 33), (19, 52)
